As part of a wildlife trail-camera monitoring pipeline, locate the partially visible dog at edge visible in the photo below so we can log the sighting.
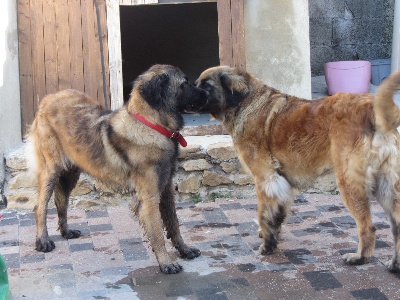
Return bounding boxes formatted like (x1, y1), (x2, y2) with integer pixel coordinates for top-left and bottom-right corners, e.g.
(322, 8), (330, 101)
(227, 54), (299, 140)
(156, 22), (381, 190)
(27, 64), (208, 274)
(195, 66), (400, 273)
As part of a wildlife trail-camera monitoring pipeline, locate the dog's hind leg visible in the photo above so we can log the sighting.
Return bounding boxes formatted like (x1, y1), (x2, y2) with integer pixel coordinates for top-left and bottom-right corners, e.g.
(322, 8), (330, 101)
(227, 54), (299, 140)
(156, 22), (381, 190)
(386, 211), (400, 272)
(159, 183), (201, 259)
(375, 178), (400, 273)
(35, 167), (58, 252)
(338, 180), (376, 265)
(54, 167), (81, 240)
(256, 173), (293, 255)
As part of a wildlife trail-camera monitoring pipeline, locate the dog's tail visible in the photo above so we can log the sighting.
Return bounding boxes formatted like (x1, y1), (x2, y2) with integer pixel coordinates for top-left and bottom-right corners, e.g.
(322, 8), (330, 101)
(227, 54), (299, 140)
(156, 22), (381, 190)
(374, 70), (400, 133)
(25, 121), (38, 177)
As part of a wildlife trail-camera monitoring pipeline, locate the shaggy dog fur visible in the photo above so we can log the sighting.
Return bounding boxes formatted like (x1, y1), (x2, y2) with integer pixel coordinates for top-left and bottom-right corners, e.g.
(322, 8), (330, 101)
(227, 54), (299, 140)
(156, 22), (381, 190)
(195, 66), (400, 273)
(28, 64), (208, 274)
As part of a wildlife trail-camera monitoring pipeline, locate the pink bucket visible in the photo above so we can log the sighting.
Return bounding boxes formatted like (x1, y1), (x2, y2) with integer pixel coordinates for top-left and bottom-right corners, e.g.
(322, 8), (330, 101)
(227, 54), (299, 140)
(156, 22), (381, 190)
(324, 61), (371, 95)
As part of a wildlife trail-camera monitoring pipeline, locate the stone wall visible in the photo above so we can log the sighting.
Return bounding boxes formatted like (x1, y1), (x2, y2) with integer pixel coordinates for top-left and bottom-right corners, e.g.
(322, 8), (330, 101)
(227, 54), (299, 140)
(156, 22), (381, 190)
(309, 0), (395, 76)
(2, 135), (337, 211)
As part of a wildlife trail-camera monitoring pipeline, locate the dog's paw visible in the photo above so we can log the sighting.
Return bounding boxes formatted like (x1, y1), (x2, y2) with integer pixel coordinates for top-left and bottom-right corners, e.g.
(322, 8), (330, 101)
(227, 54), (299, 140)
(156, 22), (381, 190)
(159, 262), (183, 274)
(61, 229), (81, 239)
(342, 253), (369, 265)
(179, 247), (201, 260)
(259, 243), (276, 255)
(35, 238), (55, 252)
(385, 259), (400, 273)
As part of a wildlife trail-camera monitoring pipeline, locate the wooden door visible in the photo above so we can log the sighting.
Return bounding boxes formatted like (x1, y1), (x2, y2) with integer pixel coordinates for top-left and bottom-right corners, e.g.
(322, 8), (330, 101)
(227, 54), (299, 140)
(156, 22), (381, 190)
(17, 0), (110, 136)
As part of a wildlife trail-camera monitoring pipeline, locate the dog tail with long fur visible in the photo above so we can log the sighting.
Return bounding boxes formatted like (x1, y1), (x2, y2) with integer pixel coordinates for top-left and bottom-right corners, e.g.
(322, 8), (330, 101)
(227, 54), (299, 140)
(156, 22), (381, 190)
(374, 69), (400, 133)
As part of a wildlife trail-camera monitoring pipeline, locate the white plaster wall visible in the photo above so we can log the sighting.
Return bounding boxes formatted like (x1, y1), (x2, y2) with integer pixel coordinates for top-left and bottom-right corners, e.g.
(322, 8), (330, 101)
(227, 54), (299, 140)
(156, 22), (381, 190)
(244, 0), (312, 99)
(0, 0), (22, 181)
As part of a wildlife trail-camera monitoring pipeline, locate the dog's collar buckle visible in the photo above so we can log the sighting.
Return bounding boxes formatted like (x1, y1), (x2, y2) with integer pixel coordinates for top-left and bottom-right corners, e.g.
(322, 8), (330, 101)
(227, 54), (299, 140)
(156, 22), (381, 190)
(170, 132), (181, 139)
(131, 113), (187, 147)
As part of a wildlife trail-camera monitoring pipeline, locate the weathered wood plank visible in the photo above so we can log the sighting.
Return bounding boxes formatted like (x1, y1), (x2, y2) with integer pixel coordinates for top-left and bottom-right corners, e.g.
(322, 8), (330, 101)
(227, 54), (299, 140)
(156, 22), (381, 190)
(119, 0), (132, 5)
(30, 0), (46, 112)
(81, 0), (101, 102)
(106, 0), (124, 109)
(217, 0), (233, 66)
(43, 0), (58, 94)
(97, 0), (111, 107)
(17, 0), (34, 136)
(68, 0), (85, 92)
(231, 0), (245, 70)
(93, 0), (107, 106)
(55, 0), (72, 90)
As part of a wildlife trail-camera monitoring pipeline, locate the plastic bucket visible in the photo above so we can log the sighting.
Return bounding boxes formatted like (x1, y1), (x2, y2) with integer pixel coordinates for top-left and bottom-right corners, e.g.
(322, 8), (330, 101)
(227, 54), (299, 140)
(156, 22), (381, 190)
(370, 59), (391, 85)
(324, 60), (371, 95)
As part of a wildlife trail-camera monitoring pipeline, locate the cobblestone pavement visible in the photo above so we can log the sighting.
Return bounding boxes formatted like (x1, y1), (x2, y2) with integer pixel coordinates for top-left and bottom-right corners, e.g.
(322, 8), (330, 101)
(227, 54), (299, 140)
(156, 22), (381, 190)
(1, 193), (400, 299)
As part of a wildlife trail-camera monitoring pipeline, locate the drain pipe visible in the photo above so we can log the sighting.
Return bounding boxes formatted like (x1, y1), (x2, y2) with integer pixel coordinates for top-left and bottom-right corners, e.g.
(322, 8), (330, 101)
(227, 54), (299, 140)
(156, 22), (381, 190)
(392, 0), (400, 72)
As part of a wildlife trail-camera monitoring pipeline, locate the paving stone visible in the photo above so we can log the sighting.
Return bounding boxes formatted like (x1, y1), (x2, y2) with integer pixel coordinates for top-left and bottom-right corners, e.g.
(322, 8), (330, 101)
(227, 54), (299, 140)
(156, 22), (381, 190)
(86, 210), (109, 218)
(351, 288), (389, 300)
(303, 270), (343, 291)
(284, 248), (318, 264)
(69, 243), (95, 252)
(89, 223), (113, 232)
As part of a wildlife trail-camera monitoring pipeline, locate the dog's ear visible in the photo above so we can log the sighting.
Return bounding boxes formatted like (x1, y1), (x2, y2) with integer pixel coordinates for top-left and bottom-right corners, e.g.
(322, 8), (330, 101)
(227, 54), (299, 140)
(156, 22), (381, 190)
(139, 73), (170, 109)
(220, 71), (249, 107)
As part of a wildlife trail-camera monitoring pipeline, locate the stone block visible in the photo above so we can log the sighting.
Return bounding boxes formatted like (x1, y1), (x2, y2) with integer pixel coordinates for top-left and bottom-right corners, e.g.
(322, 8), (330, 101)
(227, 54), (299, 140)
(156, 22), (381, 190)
(179, 144), (201, 157)
(178, 175), (201, 194)
(181, 159), (212, 171)
(309, 18), (332, 47)
(308, 0), (344, 19)
(7, 172), (37, 189)
(310, 46), (334, 76)
(307, 172), (337, 193)
(332, 18), (387, 46)
(5, 190), (37, 210)
(71, 178), (93, 197)
(220, 162), (239, 174)
(95, 180), (114, 194)
(233, 174), (254, 186)
(202, 171), (232, 187)
(206, 143), (237, 161)
(346, 0), (390, 19)
(5, 145), (27, 170)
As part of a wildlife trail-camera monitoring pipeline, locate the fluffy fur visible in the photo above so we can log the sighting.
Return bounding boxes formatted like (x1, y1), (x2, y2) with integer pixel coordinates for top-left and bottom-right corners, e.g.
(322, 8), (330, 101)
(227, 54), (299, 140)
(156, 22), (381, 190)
(195, 66), (400, 273)
(28, 64), (208, 274)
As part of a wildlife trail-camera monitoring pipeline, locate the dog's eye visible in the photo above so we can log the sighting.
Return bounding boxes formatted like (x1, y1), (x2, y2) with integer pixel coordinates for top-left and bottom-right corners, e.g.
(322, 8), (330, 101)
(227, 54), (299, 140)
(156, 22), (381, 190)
(203, 81), (212, 90)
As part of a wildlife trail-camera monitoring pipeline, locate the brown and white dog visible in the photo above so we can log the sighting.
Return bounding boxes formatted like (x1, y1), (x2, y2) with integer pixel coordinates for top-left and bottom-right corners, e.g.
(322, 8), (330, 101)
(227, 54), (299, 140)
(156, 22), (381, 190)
(28, 64), (208, 274)
(195, 66), (400, 273)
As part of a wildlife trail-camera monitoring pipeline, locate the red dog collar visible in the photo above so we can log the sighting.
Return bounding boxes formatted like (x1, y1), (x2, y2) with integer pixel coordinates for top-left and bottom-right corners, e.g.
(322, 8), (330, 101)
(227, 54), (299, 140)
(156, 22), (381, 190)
(131, 113), (187, 147)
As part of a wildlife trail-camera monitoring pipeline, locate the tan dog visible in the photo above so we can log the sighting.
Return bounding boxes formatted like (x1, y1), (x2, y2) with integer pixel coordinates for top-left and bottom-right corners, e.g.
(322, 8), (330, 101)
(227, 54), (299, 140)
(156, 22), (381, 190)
(195, 66), (400, 273)
(28, 64), (208, 274)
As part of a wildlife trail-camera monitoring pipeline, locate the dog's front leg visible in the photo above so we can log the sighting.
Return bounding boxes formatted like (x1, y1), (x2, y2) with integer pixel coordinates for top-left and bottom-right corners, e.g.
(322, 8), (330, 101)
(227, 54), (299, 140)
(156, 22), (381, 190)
(35, 170), (57, 252)
(135, 176), (182, 274)
(159, 183), (201, 259)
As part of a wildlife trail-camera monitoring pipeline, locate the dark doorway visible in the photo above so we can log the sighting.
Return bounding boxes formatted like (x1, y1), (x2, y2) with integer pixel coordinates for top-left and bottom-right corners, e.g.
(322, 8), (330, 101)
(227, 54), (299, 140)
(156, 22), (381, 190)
(120, 2), (219, 102)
